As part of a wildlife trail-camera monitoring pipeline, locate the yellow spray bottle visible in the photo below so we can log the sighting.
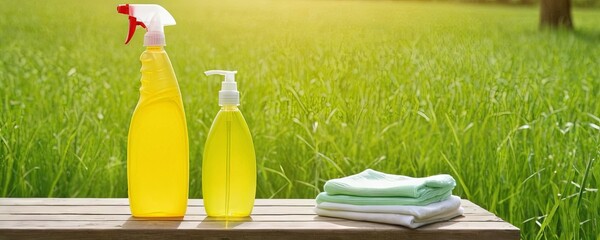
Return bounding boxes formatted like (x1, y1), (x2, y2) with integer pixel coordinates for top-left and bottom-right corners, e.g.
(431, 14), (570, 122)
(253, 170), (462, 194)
(203, 70), (256, 217)
(117, 4), (188, 217)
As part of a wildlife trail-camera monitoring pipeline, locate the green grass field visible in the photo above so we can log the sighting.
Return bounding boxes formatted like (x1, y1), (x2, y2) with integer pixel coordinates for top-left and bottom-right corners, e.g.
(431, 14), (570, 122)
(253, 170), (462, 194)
(1, 0), (599, 239)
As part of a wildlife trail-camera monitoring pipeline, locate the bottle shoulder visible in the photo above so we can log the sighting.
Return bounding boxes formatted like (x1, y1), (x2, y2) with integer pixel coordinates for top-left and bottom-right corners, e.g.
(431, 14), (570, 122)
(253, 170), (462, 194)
(214, 109), (245, 120)
(140, 49), (169, 60)
(131, 99), (185, 116)
(209, 109), (250, 131)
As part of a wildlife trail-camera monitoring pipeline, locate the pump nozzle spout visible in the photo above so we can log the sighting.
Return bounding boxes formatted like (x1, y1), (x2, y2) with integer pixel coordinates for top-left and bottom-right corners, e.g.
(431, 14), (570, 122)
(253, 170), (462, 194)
(205, 70), (237, 82)
(205, 70), (240, 106)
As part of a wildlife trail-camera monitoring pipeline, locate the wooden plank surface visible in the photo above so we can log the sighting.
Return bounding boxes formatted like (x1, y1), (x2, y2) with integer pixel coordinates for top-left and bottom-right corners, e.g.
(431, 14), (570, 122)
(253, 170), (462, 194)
(0, 198), (520, 240)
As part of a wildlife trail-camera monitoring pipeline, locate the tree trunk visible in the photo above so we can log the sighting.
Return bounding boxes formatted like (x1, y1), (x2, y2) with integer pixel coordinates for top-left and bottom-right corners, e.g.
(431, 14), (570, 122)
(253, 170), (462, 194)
(540, 0), (574, 29)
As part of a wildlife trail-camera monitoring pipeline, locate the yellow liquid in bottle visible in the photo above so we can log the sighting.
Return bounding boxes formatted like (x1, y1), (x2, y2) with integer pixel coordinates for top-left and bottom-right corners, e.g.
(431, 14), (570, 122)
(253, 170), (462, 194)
(203, 105), (256, 217)
(127, 46), (189, 217)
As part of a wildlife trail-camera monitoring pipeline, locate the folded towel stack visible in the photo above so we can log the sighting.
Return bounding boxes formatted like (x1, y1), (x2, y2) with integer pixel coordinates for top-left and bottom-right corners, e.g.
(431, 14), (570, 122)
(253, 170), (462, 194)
(314, 169), (464, 228)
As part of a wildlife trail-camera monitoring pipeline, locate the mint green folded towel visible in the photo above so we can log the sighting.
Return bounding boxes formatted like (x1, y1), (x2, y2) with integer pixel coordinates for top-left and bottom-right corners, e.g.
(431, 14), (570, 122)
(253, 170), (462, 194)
(324, 169), (456, 198)
(316, 189), (452, 206)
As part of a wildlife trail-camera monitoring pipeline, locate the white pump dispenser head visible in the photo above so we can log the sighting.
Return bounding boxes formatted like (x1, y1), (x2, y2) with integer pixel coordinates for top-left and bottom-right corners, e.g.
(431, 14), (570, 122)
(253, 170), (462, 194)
(205, 70), (239, 106)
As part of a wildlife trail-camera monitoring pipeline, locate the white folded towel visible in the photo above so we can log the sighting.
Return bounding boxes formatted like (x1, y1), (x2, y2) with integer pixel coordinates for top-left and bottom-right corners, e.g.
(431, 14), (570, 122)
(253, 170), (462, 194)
(317, 195), (462, 220)
(314, 206), (464, 229)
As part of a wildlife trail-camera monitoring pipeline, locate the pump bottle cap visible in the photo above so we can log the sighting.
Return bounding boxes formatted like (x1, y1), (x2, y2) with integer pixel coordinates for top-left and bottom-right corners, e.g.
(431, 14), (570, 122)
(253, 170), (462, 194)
(205, 70), (240, 106)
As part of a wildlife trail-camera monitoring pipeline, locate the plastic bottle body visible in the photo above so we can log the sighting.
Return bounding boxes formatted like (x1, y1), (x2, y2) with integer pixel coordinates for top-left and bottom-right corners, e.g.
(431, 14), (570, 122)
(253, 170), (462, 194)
(203, 105), (256, 217)
(128, 47), (189, 217)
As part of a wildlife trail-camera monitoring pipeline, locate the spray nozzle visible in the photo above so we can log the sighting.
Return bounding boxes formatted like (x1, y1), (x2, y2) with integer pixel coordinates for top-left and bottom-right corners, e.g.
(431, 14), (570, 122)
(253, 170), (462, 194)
(116, 4), (176, 46)
(205, 70), (239, 106)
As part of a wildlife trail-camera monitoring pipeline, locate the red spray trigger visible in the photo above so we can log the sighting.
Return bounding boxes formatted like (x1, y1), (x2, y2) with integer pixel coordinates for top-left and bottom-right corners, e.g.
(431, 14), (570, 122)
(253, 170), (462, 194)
(117, 4), (147, 44)
(125, 16), (147, 44)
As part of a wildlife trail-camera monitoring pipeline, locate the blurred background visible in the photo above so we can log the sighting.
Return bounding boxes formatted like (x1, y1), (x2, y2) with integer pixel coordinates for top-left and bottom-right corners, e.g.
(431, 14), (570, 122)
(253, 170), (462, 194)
(1, 0), (599, 239)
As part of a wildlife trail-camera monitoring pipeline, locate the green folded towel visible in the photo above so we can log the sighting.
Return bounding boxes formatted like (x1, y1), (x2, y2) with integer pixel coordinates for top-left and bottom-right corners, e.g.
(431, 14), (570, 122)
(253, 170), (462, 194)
(324, 169), (456, 198)
(316, 189), (452, 206)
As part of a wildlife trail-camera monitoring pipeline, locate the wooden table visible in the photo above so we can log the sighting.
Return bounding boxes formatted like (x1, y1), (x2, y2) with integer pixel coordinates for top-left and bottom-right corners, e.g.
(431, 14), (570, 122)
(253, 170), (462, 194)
(0, 198), (519, 240)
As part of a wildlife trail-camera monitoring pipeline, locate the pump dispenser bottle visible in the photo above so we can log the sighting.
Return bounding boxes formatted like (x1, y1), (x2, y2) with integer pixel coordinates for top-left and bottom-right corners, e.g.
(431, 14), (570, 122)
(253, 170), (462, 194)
(117, 4), (188, 217)
(203, 70), (256, 217)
